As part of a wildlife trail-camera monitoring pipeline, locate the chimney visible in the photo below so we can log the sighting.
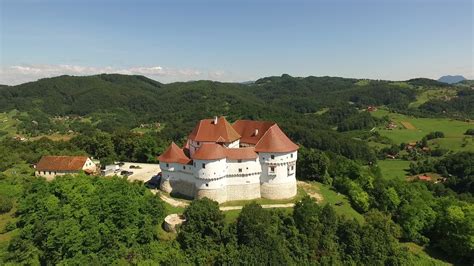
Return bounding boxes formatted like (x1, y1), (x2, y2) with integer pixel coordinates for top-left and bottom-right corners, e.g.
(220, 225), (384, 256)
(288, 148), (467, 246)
(254, 129), (259, 136)
(213, 116), (218, 124)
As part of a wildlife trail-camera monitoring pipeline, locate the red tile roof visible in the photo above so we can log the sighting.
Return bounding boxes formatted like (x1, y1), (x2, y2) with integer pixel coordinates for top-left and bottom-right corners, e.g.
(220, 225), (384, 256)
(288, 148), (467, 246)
(188, 117), (241, 143)
(192, 143), (226, 160)
(254, 124), (299, 153)
(36, 156), (89, 171)
(232, 120), (275, 145)
(225, 147), (258, 160)
(157, 142), (191, 164)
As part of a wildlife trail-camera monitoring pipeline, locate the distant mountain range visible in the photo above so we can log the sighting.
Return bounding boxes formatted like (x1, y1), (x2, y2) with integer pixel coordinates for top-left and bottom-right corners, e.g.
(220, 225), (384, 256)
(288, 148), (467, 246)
(438, 75), (466, 84)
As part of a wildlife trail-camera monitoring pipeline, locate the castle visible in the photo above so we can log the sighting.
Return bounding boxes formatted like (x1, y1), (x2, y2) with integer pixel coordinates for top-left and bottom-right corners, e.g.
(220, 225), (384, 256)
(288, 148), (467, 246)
(157, 116), (298, 203)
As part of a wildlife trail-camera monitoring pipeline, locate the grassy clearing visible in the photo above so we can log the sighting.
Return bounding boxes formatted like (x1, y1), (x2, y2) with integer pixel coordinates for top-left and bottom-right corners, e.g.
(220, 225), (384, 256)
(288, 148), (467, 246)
(311, 182), (364, 223)
(377, 160), (411, 180)
(408, 89), (457, 108)
(371, 109), (473, 151)
(402, 242), (451, 266)
(0, 110), (22, 138)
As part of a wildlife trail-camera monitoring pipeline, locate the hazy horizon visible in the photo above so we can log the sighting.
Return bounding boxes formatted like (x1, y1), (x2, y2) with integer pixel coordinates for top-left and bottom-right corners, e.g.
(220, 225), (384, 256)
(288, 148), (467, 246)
(1, 0), (472, 85)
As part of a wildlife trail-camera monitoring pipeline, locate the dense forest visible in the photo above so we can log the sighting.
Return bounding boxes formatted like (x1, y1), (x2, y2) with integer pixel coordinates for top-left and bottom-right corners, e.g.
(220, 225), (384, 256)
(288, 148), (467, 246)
(0, 74), (473, 265)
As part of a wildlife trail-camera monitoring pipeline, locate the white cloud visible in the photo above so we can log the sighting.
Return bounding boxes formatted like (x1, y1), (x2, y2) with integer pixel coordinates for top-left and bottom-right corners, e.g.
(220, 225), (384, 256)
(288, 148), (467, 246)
(0, 64), (232, 85)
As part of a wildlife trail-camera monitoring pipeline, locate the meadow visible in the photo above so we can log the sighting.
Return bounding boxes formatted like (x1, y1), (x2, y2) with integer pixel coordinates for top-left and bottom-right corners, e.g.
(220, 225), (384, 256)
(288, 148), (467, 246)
(371, 109), (473, 151)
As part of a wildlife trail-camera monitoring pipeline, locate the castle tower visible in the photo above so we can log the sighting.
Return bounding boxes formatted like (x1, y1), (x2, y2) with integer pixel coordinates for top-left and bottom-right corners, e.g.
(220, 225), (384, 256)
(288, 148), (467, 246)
(254, 125), (299, 199)
(191, 143), (228, 203)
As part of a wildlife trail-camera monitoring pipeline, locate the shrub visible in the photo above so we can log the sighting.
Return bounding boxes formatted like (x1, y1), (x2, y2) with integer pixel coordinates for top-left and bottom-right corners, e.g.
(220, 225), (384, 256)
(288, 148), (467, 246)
(464, 129), (474, 136)
(0, 195), (13, 214)
(4, 221), (16, 232)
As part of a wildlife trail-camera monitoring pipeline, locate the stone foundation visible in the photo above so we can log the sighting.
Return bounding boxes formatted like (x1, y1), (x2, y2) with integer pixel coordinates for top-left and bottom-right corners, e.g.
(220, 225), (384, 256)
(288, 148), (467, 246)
(164, 180), (195, 199)
(260, 181), (297, 200)
(195, 188), (228, 203)
(226, 182), (261, 201)
(160, 179), (172, 193)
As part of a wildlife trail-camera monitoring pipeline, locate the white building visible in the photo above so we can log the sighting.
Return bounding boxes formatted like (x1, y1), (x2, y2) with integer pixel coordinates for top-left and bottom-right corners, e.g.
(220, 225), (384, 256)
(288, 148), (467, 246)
(35, 155), (97, 180)
(157, 116), (298, 203)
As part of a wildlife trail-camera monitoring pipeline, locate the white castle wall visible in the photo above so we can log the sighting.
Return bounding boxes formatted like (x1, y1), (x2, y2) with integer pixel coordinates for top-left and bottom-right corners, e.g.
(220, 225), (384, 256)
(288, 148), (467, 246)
(160, 149), (298, 202)
(259, 151), (298, 199)
(225, 159), (262, 201)
(193, 158), (227, 202)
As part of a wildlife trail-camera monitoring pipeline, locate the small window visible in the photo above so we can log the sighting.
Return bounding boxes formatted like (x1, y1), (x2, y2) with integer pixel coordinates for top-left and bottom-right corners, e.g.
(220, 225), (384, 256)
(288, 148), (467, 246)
(238, 159), (242, 163)
(166, 163), (169, 167)
(206, 183), (209, 187)
(291, 153), (294, 158)
(270, 166), (275, 173)
(194, 162), (196, 167)
(49, 171), (52, 175)
(197, 141), (200, 145)
(291, 166), (294, 170)
(271, 155), (275, 159)
(238, 168), (242, 173)
(202, 163), (206, 168)
(183, 166), (186, 170)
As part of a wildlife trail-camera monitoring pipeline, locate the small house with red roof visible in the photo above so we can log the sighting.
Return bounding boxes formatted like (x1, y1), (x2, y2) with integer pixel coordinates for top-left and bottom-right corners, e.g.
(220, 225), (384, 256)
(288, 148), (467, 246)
(157, 116), (298, 203)
(35, 155), (97, 180)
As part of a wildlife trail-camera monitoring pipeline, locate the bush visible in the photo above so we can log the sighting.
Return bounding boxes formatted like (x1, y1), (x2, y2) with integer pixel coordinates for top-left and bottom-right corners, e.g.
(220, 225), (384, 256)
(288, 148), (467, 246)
(464, 129), (474, 136)
(0, 195), (13, 214)
(4, 221), (16, 232)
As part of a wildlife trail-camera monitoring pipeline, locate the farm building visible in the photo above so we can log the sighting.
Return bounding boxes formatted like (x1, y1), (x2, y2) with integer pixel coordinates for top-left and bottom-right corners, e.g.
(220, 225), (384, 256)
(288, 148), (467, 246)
(157, 116), (299, 203)
(35, 156), (97, 180)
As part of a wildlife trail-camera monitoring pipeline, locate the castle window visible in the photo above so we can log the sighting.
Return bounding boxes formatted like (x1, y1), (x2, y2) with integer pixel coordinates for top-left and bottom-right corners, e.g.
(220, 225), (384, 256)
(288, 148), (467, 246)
(238, 168), (242, 173)
(197, 141), (200, 145)
(194, 162), (196, 167)
(291, 166), (294, 170)
(291, 153), (294, 158)
(183, 166), (186, 170)
(166, 163), (169, 167)
(271, 155), (275, 159)
(202, 163), (206, 168)
(238, 159), (242, 163)
(206, 183), (209, 187)
(269, 166), (275, 173)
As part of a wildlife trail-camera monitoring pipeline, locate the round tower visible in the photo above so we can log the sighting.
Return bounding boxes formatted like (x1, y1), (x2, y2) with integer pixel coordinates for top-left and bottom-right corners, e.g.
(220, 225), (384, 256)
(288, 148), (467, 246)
(192, 143), (228, 203)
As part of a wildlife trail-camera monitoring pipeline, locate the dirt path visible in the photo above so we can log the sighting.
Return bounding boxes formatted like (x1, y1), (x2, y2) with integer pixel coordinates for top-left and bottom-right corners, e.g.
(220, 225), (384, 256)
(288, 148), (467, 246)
(401, 121), (416, 130)
(297, 181), (324, 202)
(220, 203), (295, 211)
(156, 191), (295, 211)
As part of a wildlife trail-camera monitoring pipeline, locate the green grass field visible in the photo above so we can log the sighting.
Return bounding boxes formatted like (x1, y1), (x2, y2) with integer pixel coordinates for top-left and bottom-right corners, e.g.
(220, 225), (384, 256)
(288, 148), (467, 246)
(408, 88), (457, 108)
(371, 109), (473, 151)
(308, 182), (364, 223)
(377, 160), (411, 180)
(0, 110), (22, 138)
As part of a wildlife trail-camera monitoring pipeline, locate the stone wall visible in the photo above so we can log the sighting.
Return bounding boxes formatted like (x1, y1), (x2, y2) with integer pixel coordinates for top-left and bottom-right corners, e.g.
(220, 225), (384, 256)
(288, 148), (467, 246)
(260, 180), (297, 200)
(226, 182), (261, 201)
(195, 187), (227, 203)
(167, 179), (195, 199)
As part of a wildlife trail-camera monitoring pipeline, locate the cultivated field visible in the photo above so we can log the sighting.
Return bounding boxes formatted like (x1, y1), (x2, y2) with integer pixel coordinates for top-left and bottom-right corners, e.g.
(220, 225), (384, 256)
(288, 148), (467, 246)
(372, 109), (473, 151)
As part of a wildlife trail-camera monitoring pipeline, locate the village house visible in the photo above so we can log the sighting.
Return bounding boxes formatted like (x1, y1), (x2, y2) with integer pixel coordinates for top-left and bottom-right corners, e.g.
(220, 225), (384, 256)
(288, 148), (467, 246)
(35, 155), (97, 180)
(157, 116), (299, 203)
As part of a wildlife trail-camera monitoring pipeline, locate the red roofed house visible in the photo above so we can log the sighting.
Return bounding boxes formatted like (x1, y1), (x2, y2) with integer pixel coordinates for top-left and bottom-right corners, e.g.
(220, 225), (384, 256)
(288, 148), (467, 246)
(157, 116), (298, 203)
(35, 155), (97, 180)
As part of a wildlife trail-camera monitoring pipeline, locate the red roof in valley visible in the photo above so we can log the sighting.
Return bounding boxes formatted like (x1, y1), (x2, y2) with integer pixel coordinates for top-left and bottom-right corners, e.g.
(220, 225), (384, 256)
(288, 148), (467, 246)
(225, 147), (258, 160)
(188, 117), (241, 142)
(36, 156), (89, 171)
(157, 142), (191, 164)
(232, 120), (275, 145)
(254, 124), (299, 153)
(192, 143), (226, 160)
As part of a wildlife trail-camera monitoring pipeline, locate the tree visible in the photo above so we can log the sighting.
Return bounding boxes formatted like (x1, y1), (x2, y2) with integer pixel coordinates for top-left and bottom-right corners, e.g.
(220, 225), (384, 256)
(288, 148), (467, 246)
(177, 198), (225, 263)
(297, 147), (330, 183)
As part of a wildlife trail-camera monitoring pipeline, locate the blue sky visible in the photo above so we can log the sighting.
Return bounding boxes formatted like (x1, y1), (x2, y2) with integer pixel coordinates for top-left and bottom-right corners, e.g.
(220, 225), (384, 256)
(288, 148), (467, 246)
(0, 0), (472, 85)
